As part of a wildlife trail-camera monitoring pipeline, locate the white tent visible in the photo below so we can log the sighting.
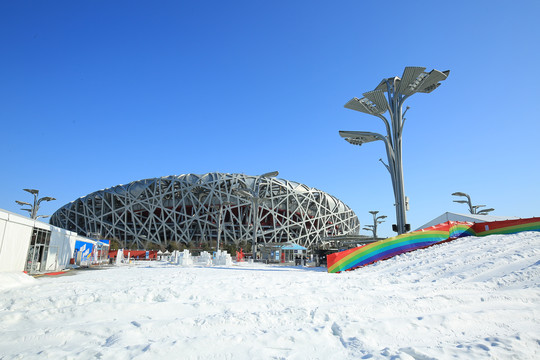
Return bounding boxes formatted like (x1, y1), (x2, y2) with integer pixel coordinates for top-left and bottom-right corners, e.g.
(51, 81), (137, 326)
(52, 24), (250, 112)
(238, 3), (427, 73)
(416, 212), (519, 231)
(0, 208), (92, 273)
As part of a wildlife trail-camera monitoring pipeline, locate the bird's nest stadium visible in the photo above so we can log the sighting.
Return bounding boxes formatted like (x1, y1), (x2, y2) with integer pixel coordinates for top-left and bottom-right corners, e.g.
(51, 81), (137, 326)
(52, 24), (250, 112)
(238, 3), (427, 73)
(50, 172), (360, 249)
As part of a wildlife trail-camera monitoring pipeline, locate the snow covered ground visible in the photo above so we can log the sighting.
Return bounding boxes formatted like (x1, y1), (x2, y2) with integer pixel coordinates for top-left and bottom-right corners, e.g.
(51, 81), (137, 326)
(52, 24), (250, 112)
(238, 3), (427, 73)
(1, 232), (539, 359)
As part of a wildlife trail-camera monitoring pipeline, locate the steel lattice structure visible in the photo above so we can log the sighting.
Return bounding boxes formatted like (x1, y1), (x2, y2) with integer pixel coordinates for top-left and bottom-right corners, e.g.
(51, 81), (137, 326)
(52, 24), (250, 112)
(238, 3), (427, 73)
(50, 173), (360, 249)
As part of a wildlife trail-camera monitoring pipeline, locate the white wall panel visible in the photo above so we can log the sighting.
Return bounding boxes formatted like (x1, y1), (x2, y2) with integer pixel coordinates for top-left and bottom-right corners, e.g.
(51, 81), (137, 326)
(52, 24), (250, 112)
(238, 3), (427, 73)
(50, 228), (75, 270)
(1, 208), (103, 273)
(0, 221), (32, 272)
(0, 218), (7, 264)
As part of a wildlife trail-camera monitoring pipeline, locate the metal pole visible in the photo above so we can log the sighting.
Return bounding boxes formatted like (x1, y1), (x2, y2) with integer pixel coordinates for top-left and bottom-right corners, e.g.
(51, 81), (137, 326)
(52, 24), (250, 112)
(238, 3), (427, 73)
(251, 177), (263, 259)
(252, 196), (258, 259)
(465, 194), (474, 214)
(373, 212), (378, 239)
(381, 136), (400, 225)
(217, 205), (223, 252)
(32, 192), (39, 220)
(386, 80), (407, 234)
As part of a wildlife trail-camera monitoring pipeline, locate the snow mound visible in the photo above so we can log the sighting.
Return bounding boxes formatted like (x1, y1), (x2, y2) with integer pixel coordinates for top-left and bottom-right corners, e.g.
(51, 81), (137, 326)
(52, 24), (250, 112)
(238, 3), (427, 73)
(0, 272), (37, 291)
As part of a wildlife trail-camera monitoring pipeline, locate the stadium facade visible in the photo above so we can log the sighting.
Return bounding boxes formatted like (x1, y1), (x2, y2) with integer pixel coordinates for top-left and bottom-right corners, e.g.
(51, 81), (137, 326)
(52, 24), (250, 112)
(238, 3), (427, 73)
(50, 173), (360, 249)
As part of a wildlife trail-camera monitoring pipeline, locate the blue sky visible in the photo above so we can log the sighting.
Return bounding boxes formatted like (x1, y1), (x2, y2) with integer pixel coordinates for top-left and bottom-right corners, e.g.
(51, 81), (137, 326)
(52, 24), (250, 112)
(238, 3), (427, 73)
(1, 1), (539, 237)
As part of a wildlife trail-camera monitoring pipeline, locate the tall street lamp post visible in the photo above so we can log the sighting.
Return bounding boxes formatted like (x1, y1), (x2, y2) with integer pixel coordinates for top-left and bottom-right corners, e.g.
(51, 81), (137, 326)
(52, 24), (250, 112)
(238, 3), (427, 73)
(234, 171), (279, 258)
(340, 67), (449, 234)
(16, 188), (56, 220)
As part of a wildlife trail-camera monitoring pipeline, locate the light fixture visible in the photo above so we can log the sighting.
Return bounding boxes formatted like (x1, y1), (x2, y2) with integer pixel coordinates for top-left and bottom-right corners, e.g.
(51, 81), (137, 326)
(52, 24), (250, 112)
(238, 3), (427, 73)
(16, 189), (56, 219)
(340, 66), (449, 234)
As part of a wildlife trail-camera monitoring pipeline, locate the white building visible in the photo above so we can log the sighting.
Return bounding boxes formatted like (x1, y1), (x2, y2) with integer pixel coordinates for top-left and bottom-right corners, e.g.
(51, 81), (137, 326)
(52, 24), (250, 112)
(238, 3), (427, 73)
(50, 172), (360, 249)
(0, 208), (107, 274)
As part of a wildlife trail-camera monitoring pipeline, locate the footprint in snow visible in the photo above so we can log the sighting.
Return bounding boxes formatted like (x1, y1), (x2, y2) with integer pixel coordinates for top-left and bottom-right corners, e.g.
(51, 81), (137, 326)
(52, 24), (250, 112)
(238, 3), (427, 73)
(331, 322), (342, 337)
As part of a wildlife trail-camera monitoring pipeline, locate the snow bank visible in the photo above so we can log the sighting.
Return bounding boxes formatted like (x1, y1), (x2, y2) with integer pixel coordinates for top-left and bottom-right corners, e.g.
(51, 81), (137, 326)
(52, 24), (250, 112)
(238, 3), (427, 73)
(0, 272), (36, 291)
(0, 232), (539, 359)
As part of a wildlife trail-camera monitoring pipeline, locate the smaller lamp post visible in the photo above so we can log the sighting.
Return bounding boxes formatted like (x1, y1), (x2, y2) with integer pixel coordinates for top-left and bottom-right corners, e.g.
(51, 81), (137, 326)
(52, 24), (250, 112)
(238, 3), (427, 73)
(362, 210), (387, 239)
(452, 192), (494, 215)
(234, 171), (279, 258)
(16, 189), (56, 219)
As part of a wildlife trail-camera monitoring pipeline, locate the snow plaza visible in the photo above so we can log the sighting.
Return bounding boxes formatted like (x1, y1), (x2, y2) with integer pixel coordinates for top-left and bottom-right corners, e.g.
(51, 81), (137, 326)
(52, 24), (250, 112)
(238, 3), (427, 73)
(1, 231), (540, 359)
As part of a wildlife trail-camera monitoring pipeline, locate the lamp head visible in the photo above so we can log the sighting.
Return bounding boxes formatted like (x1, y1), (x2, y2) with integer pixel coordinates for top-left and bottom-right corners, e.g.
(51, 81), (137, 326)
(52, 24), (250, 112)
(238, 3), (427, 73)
(372, 67), (450, 96)
(344, 137), (364, 146)
(401, 67), (450, 95)
(339, 131), (383, 146)
(344, 96), (386, 116)
(477, 208), (495, 215)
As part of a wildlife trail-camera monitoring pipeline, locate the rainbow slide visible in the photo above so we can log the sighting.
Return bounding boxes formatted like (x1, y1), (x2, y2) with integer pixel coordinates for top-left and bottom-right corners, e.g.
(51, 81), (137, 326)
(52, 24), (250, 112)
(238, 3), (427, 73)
(327, 217), (540, 273)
